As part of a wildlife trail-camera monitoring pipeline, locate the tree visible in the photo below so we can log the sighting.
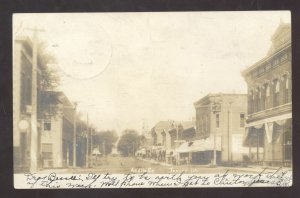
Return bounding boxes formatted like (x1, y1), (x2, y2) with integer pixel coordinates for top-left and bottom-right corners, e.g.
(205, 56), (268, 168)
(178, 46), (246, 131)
(117, 129), (142, 156)
(92, 130), (118, 155)
(37, 41), (61, 118)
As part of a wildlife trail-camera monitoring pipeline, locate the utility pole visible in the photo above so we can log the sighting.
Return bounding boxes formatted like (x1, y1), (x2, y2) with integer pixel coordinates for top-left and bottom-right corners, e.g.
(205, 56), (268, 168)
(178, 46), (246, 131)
(86, 113), (89, 168)
(73, 103), (77, 168)
(26, 27), (45, 172)
(227, 102), (233, 164)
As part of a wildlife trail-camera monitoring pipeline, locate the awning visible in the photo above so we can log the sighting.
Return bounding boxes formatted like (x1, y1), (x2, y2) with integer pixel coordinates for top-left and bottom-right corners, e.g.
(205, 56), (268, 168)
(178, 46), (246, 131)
(175, 138), (221, 153)
(244, 114), (292, 145)
(245, 113), (292, 128)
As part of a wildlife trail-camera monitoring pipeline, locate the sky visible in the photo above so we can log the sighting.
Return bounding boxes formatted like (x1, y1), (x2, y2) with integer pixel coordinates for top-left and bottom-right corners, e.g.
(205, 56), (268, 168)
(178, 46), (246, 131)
(13, 11), (291, 134)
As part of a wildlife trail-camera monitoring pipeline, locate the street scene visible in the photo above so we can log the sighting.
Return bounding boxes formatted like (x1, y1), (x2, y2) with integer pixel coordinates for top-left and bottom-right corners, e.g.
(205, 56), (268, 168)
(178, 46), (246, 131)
(13, 11), (292, 178)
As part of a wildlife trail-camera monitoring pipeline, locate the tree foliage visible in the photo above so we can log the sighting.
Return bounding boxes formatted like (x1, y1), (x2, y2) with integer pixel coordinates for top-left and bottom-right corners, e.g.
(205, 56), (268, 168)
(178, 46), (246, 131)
(92, 130), (118, 155)
(117, 129), (144, 156)
(37, 41), (61, 117)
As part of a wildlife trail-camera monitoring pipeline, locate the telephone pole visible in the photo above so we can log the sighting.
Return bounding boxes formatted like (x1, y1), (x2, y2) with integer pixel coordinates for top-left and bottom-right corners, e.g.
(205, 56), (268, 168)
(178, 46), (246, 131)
(86, 113), (89, 168)
(26, 27), (45, 172)
(73, 103), (77, 168)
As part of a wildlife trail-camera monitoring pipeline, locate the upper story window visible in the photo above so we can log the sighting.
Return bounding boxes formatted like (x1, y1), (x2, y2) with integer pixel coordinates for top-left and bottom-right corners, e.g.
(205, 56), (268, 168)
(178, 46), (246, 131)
(266, 84), (270, 97)
(273, 80), (280, 107)
(280, 53), (288, 63)
(248, 90), (254, 114)
(44, 120), (51, 131)
(240, 114), (245, 127)
(256, 88), (261, 111)
(273, 58), (279, 67)
(265, 84), (271, 109)
(216, 114), (220, 128)
(265, 63), (271, 71)
(283, 75), (289, 103)
(275, 80), (280, 93)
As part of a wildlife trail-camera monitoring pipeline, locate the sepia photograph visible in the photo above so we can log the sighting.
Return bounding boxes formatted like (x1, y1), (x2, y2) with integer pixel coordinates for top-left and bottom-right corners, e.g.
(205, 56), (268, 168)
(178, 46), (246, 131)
(12, 11), (292, 188)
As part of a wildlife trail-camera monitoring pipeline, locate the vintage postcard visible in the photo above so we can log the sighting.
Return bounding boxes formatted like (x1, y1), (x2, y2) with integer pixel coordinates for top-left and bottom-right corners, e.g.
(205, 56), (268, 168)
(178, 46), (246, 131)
(13, 11), (292, 188)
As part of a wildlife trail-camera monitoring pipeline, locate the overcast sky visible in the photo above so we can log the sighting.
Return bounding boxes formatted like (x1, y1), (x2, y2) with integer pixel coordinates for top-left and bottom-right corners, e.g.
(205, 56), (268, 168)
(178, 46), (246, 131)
(14, 11), (291, 134)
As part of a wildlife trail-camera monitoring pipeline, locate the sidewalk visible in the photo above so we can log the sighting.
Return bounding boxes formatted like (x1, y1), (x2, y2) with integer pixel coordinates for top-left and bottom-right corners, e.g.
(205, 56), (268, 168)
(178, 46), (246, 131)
(229, 165), (292, 174)
(137, 157), (292, 174)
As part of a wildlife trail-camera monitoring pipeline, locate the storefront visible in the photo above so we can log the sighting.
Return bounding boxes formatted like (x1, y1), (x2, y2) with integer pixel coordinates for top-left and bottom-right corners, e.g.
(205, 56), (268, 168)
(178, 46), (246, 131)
(244, 114), (292, 167)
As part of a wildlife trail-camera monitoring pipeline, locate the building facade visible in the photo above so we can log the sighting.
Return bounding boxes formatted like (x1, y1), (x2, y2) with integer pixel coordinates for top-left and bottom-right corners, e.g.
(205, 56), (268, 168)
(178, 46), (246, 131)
(194, 93), (248, 164)
(241, 22), (292, 167)
(13, 37), (44, 172)
(151, 121), (195, 150)
(39, 91), (76, 168)
(13, 37), (79, 171)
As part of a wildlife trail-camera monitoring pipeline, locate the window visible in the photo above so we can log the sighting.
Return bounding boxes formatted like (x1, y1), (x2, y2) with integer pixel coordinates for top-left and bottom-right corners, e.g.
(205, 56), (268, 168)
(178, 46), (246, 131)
(201, 117), (204, 134)
(265, 63), (271, 71)
(216, 114), (220, 128)
(261, 86), (265, 110)
(44, 121), (51, 131)
(265, 84), (270, 109)
(273, 80), (280, 107)
(280, 53), (288, 63)
(283, 75), (289, 103)
(240, 114), (245, 127)
(258, 67), (265, 75)
(256, 88), (261, 111)
(205, 115), (208, 132)
(273, 58), (279, 66)
(249, 90), (254, 114)
(41, 143), (53, 160)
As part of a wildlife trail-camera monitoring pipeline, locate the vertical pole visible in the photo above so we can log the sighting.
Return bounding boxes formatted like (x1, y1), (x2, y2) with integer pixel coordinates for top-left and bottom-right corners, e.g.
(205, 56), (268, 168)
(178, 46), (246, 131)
(227, 109), (230, 163)
(73, 104), (77, 168)
(90, 127), (92, 165)
(212, 103), (217, 166)
(282, 126), (285, 165)
(86, 113), (89, 168)
(257, 129), (259, 163)
(103, 140), (106, 156)
(227, 102), (232, 165)
(30, 29), (38, 172)
(66, 146), (69, 166)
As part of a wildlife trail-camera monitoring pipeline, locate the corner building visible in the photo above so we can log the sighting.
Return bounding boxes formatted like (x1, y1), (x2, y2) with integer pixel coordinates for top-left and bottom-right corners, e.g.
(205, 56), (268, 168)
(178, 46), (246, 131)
(242, 22), (292, 167)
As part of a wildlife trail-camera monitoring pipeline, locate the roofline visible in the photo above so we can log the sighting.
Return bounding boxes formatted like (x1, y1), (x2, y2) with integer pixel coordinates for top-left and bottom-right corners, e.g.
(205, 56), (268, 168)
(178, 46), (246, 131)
(241, 41), (291, 76)
(194, 93), (247, 106)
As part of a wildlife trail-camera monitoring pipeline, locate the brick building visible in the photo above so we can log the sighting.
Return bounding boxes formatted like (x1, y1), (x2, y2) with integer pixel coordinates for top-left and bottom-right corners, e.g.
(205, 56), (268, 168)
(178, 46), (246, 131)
(13, 37), (44, 172)
(241, 22), (292, 166)
(193, 93), (248, 164)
